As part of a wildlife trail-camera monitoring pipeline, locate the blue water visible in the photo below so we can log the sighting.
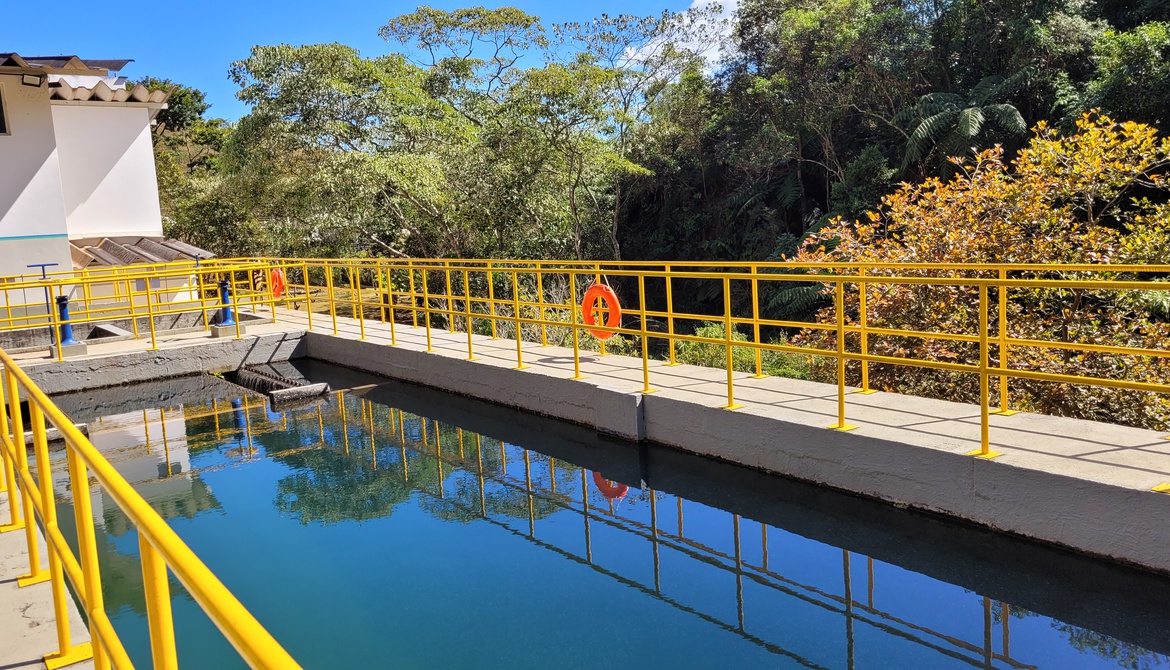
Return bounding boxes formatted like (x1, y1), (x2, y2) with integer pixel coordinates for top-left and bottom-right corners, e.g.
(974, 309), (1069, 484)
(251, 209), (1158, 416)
(51, 363), (1170, 669)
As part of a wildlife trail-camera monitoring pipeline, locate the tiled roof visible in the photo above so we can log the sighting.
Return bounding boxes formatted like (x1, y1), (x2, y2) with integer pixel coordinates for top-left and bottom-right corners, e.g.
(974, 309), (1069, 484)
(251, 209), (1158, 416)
(70, 237), (215, 270)
(50, 79), (169, 104)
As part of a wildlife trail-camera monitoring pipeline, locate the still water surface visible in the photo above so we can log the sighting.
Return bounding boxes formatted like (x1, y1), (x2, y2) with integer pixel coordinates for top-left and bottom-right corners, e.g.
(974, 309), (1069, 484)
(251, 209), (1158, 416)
(50, 361), (1170, 669)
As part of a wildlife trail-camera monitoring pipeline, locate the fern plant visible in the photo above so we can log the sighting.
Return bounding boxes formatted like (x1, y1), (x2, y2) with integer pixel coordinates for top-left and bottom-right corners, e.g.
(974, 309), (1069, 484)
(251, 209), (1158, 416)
(896, 75), (1029, 169)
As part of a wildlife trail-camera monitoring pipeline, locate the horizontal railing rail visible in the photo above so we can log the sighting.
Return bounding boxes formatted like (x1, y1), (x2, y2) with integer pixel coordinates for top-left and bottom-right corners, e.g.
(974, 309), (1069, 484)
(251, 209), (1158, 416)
(0, 346), (301, 669)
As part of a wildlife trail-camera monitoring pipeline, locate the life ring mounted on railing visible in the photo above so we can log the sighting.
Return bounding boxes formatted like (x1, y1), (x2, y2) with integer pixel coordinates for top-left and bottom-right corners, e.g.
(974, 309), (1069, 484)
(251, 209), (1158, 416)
(250, 267), (287, 299)
(270, 268), (286, 299)
(582, 283), (621, 340)
(592, 471), (629, 500)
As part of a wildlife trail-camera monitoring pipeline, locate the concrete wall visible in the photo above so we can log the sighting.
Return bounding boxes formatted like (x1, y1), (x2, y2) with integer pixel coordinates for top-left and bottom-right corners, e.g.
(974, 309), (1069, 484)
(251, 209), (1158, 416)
(51, 104), (163, 240)
(0, 74), (71, 281)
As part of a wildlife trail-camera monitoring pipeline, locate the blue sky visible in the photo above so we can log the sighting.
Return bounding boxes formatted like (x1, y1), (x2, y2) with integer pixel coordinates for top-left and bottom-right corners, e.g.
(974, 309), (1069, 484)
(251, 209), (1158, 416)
(0, 1), (707, 120)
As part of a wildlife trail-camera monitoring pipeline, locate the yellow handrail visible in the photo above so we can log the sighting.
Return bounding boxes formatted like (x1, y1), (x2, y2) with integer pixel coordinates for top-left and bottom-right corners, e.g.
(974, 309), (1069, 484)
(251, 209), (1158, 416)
(0, 347), (301, 669)
(4, 256), (1170, 460)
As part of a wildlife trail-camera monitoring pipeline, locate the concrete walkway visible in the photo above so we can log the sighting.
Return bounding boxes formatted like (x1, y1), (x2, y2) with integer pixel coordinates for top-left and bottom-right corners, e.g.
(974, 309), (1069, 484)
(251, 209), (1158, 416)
(0, 495), (92, 670)
(12, 305), (1170, 574)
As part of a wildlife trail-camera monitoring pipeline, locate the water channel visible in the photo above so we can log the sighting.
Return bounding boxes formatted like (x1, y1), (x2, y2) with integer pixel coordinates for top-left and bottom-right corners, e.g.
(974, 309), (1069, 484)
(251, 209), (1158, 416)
(48, 360), (1170, 669)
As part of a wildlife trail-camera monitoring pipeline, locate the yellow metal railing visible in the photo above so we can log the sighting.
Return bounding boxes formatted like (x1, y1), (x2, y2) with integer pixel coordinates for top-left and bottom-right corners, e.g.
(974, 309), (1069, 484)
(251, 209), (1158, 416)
(5, 257), (1170, 458)
(0, 347), (301, 669)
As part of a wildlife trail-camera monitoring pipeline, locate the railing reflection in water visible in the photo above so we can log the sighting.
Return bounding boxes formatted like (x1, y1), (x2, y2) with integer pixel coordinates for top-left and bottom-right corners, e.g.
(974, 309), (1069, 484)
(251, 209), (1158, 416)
(159, 389), (1031, 670)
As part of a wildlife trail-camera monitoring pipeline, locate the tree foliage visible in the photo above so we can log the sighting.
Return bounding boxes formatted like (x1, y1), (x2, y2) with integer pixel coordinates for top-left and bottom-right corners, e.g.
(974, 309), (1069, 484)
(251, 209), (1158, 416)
(794, 114), (1170, 429)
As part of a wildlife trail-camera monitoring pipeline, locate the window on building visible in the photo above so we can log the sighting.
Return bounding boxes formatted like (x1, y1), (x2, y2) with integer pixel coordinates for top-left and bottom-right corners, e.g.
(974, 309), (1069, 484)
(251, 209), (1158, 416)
(0, 85), (8, 135)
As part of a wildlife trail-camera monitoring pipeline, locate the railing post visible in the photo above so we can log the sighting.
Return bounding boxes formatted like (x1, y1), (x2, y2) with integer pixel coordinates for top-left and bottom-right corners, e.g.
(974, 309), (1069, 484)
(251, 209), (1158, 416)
(856, 267), (876, 394)
(325, 265), (338, 335)
(751, 264), (764, 378)
(8, 370), (46, 582)
(125, 279), (139, 339)
(595, 264), (606, 356)
(463, 269), (476, 360)
(569, 270), (584, 380)
(721, 276), (741, 410)
(829, 279), (857, 430)
(486, 262), (497, 338)
(350, 264), (366, 340)
(386, 265), (397, 345)
(67, 447), (111, 670)
(377, 265), (388, 323)
(29, 402), (93, 668)
(665, 264), (677, 366)
(407, 261), (419, 329)
(536, 267), (548, 346)
(637, 273), (655, 393)
(0, 367), (23, 532)
(444, 262), (455, 334)
(969, 283), (1002, 458)
(301, 261), (314, 332)
(139, 536), (179, 670)
(422, 267), (433, 352)
(994, 267), (1016, 415)
(512, 270), (527, 370)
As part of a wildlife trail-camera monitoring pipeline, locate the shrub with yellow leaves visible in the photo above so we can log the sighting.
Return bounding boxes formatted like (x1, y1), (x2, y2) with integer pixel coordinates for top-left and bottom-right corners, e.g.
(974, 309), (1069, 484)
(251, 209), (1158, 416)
(793, 113), (1170, 429)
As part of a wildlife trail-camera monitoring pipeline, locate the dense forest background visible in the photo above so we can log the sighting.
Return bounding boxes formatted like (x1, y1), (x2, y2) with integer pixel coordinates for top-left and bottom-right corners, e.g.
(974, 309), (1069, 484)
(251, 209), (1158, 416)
(147, 0), (1170, 263)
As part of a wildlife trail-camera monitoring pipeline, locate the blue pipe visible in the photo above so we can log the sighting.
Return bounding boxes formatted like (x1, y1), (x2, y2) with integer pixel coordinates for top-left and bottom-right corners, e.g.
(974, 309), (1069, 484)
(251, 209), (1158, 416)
(55, 295), (78, 346)
(218, 280), (236, 327)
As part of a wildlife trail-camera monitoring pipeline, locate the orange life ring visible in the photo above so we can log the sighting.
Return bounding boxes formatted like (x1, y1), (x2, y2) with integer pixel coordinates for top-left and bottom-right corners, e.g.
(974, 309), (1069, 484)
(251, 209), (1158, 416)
(582, 283), (621, 340)
(592, 471), (629, 500)
(270, 268), (286, 298)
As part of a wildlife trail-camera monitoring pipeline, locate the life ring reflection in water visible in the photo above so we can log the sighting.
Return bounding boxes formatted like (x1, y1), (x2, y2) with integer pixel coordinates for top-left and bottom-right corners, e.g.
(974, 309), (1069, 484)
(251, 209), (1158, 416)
(592, 471), (629, 500)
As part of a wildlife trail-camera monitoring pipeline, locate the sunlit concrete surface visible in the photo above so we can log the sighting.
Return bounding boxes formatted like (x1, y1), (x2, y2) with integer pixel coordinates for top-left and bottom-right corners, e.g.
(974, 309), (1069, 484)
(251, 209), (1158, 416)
(0, 496), (92, 670)
(14, 306), (1170, 574)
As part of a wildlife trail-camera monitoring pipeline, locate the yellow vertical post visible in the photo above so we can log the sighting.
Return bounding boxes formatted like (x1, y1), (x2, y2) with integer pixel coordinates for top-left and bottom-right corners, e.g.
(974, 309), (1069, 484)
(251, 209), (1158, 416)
(969, 284), (1002, 458)
(463, 269), (476, 360)
(139, 536), (179, 670)
(66, 448), (110, 670)
(301, 262), (314, 331)
(49, 285), (64, 361)
(665, 264), (677, 366)
(637, 273), (655, 393)
(486, 262), (497, 338)
(325, 265), (338, 335)
(444, 261), (455, 334)
(351, 264), (366, 340)
(0, 369), (23, 531)
(29, 403), (87, 669)
(830, 280), (857, 430)
(568, 271), (584, 380)
(995, 268), (1015, 415)
(387, 266), (398, 345)
(125, 279), (139, 339)
(751, 264), (764, 378)
(856, 268), (875, 394)
(536, 268), (548, 346)
(407, 261), (419, 328)
(422, 268), (433, 352)
(512, 270), (527, 370)
(377, 265), (388, 323)
(595, 264), (606, 357)
(721, 276), (741, 410)
(8, 372), (45, 580)
(265, 263), (279, 322)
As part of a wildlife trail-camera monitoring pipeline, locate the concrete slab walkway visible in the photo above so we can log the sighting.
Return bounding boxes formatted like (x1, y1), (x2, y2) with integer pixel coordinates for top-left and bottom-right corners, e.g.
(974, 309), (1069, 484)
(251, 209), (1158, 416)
(0, 495), (92, 670)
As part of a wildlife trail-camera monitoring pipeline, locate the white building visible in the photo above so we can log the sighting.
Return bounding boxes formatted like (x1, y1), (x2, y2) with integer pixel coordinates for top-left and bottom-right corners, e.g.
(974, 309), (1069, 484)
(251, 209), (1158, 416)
(0, 53), (210, 280)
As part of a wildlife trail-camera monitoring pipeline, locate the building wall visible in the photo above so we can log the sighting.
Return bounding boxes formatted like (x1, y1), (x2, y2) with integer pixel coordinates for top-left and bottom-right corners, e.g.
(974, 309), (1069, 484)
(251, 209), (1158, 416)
(0, 74), (72, 280)
(51, 104), (163, 240)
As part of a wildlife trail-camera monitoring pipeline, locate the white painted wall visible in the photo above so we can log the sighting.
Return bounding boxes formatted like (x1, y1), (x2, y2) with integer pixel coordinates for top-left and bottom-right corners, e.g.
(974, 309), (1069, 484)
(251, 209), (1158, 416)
(0, 74), (72, 280)
(51, 104), (163, 240)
